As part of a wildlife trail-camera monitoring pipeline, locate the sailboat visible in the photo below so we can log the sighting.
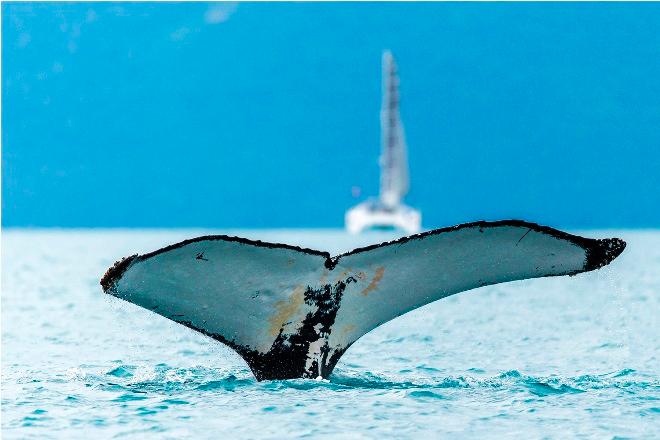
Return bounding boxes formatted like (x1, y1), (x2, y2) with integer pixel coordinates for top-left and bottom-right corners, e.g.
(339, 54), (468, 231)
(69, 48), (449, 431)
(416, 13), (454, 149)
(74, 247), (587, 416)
(345, 50), (422, 234)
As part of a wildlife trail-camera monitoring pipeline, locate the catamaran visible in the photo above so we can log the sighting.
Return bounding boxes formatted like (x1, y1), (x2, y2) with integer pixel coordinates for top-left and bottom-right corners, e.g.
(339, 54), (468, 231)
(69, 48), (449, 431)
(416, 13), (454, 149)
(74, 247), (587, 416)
(345, 50), (422, 234)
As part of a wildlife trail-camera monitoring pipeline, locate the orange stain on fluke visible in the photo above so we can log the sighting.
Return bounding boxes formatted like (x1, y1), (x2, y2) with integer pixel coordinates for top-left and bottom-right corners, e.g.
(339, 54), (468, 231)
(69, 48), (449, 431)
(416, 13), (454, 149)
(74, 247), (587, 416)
(339, 323), (356, 337)
(269, 285), (305, 336)
(361, 267), (385, 296)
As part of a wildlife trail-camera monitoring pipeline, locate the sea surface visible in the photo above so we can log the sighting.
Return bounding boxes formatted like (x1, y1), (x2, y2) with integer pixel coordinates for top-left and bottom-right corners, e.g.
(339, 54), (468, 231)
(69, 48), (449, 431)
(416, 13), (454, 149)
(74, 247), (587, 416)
(2, 229), (658, 439)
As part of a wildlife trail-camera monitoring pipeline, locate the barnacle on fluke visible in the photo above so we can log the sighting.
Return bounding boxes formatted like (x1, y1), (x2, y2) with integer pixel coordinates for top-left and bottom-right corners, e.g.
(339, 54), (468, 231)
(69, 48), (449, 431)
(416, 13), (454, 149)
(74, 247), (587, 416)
(100, 220), (625, 380)
(100, 254), (137, 292)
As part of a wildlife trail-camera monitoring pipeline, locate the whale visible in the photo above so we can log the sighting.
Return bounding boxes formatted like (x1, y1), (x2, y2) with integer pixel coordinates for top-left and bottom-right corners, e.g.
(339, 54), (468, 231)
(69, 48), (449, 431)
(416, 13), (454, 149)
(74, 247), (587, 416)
(100, 220), (625, 381)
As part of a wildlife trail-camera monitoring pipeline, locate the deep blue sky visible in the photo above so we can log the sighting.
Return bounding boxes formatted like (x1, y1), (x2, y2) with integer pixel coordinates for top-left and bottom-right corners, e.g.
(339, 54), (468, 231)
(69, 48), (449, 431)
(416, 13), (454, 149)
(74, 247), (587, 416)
(3, 2), (659, 228)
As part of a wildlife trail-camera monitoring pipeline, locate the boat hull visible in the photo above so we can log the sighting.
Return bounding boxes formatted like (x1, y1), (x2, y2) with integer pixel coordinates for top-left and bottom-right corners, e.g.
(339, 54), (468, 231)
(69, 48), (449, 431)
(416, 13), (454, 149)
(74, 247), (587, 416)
(345, 201), (421, 234)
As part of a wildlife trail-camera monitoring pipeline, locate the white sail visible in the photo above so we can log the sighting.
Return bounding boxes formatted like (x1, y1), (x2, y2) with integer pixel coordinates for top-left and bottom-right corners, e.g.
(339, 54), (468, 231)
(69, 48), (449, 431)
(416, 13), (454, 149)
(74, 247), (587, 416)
(345, 50), (421, 234)
(379, 50), (410, 208)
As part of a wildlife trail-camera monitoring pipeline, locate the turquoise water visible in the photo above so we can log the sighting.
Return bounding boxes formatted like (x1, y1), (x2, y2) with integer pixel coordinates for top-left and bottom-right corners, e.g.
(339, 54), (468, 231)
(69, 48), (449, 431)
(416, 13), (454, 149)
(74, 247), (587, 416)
(2, 229), (659, 438)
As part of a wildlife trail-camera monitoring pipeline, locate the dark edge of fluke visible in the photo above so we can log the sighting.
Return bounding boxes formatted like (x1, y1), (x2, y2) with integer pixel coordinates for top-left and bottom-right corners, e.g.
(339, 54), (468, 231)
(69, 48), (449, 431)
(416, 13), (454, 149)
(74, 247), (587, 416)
(332, 219), (623, 262)
(100, 254), (137, 293)
(584, 237), (626, 271)
(99, 220), (626, 294)
(138, 234), (331, 261)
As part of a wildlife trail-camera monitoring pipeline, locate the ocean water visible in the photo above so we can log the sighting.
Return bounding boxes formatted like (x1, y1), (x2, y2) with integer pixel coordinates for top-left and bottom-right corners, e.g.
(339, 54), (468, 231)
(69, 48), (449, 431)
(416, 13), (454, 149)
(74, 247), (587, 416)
(2, 229), (658, 439)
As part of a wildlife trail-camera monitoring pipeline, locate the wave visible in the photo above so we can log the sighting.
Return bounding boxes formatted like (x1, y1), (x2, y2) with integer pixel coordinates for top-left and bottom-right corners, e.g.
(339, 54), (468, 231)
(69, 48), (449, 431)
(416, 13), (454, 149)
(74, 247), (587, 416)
(59, 363), (658, 398)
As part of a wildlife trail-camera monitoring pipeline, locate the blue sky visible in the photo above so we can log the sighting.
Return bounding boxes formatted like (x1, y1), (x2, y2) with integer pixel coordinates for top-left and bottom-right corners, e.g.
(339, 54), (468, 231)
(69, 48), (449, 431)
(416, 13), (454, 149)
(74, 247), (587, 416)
(3, 2), (659, 228)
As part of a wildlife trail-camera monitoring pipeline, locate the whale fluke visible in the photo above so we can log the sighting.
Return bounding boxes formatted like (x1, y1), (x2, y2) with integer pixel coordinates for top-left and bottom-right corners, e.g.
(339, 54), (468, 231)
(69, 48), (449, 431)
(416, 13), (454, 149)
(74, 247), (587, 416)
(100, 220), (625, 380)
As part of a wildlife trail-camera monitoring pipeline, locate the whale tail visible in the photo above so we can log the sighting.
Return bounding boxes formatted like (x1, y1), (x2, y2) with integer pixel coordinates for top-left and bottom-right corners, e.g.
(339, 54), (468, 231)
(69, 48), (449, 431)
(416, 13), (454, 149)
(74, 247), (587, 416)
(101, 220), (625, 380)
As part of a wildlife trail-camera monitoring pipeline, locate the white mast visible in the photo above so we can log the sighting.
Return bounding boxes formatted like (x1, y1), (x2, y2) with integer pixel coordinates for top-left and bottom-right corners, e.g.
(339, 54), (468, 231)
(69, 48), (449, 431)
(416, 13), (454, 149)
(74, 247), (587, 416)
(379, 50), (410, 209)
